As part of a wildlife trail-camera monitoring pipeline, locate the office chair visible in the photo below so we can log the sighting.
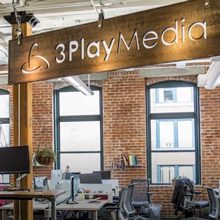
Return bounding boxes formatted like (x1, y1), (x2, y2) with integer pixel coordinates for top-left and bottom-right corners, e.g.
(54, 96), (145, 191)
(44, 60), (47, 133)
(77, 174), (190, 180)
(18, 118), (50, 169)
(118, 184), (149, 220)
(206, 187), (219, 219)
(131, 179), (161, 220)
(172, 178), (209, 218)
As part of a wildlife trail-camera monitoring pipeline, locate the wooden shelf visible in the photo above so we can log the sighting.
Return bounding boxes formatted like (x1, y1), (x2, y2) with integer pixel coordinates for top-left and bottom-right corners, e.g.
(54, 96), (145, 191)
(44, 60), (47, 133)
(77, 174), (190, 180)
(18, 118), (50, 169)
(110, 164), (142, 170)
(126, 164), (142, 167)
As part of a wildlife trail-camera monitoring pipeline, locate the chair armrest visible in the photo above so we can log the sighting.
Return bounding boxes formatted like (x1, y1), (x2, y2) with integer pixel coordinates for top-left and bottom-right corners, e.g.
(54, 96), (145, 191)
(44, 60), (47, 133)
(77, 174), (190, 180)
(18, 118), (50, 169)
(106, 206), (120, 210)
(132, 201), (149, 208)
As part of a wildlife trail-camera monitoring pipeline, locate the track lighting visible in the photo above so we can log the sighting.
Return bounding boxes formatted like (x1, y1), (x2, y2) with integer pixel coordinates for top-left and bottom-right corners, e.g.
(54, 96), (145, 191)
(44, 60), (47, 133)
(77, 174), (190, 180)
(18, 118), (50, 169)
(64, 76), (94, 96)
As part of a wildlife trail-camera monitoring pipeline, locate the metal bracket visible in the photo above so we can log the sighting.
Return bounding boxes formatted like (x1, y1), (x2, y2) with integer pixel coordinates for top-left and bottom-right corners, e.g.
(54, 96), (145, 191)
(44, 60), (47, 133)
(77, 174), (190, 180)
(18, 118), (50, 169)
(205, 0), (211, 8)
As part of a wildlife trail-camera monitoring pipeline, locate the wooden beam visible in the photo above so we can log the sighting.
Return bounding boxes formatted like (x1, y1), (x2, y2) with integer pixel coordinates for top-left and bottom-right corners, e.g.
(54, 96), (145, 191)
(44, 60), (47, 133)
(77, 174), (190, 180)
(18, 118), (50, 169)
(8, 0), (220, 84)
(12, 22), (33, 220)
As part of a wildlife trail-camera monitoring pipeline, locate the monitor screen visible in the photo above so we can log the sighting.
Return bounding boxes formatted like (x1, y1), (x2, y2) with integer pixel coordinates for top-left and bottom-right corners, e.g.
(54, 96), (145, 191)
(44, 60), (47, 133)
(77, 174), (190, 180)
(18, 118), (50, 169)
(0, 146), (30, 174)
(93, 171), (111, 179)
(79, 173), (102, 184)
(65, 172), (80, 180)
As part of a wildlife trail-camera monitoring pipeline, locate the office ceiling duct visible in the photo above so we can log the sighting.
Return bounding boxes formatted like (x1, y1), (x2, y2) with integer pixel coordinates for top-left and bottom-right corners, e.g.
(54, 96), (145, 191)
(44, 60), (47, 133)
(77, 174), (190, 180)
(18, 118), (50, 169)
(197, 57), (220, 90)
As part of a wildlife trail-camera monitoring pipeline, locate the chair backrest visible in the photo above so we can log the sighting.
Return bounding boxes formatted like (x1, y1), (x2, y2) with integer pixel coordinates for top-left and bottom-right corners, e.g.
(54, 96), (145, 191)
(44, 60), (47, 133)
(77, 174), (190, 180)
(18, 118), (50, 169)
(171, 178), (194, 215)
(206, 187), (218, 219)
(131, 179), (151, 204)
(118, 188), (127, 220)
(123, 184), (135, 216)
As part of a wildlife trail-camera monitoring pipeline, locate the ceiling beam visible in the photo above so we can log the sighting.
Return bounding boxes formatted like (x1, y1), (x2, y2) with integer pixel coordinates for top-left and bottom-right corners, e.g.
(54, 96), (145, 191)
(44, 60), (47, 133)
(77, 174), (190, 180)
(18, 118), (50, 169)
(138, 66), (207, 78)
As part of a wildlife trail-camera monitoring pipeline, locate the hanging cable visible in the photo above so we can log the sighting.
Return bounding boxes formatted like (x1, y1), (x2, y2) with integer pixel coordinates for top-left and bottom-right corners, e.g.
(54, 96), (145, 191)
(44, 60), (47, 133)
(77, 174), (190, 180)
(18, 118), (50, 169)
(12, 0), (23, 44)
(0, 49), (8, 57)
(91, 0), (105, 29)
(91, 0), (99, 16)
(88, 74), (91, 89)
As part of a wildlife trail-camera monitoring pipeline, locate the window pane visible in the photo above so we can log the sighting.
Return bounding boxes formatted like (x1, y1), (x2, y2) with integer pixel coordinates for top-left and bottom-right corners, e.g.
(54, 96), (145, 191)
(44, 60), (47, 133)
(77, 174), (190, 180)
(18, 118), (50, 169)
(151, 120), (175, 149)
(0, 174), (9, 184)
(159, 166), (175, 184)
(159, 120), (174, 148)
(60, 121), (100, 151)
(60, 153), (101, 173)
(152, 152), (195, 184)
(59, 91), (100, 116)
(0, 94), (9, 118)
(0, 124), (10, 147)
(150, 87), (194, 113)
(178, 120), (194, 148)
(179, 166), (194, 180)
(151, 119), (195, 150)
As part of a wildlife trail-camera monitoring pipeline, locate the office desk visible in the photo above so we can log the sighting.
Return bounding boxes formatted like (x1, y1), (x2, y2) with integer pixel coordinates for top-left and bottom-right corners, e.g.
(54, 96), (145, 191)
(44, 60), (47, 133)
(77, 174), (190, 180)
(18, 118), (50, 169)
(0, 201), (49, 220)
(0, 190), (65, 220)
(56, 199), (108, 220)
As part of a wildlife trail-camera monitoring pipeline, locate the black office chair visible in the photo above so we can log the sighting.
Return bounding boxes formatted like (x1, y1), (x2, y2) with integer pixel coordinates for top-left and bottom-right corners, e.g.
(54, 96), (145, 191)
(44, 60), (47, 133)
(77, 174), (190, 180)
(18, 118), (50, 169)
(172, 178), (209, 218)
(118, 184), (148, 220)
(206, 187), (219, 219)
(131, 179), (161, 220)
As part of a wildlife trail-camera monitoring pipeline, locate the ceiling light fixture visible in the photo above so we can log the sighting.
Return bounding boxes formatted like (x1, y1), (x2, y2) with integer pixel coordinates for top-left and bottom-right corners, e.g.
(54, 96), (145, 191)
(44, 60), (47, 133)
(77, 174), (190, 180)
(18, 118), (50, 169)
(64, 76), (94, 96)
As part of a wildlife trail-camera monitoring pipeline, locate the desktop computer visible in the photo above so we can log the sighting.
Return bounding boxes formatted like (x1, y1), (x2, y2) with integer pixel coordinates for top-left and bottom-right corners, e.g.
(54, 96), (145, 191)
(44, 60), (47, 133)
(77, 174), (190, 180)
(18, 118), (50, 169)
(50, 170), (62, 190)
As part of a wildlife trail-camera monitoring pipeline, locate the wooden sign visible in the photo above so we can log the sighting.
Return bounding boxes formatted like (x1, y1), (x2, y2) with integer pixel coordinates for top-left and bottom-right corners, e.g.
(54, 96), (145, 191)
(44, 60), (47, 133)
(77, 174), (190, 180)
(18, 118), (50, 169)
(9, 0), (220, 84)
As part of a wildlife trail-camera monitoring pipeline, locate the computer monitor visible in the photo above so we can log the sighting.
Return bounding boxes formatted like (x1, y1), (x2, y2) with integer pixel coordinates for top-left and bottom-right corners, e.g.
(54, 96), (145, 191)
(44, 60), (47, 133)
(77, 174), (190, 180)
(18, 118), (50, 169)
(50, 170), (62, 189)
(65, 172), (80, 180)
(79, 173), (102, 184)
(66, 175), (79, 204)
(0, 146), (30, 174)
(93, 171), (111, 180)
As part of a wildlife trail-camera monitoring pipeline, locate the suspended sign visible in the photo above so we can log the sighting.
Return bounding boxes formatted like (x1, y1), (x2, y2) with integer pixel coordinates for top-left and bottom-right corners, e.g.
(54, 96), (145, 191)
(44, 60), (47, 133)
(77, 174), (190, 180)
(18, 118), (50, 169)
(8, 0), (220, 84)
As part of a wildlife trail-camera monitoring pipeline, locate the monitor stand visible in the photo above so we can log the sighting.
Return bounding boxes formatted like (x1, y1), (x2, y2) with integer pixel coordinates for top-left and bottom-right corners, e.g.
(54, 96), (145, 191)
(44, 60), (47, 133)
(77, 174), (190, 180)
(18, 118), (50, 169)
(66, 197), (78, 204)
(66, 176), (78, 204)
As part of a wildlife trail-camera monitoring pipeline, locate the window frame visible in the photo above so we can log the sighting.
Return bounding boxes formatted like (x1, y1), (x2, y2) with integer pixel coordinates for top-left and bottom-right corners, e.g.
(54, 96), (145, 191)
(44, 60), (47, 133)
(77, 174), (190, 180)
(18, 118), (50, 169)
(54, 85), (104, 171)
(147, 81), (201, 185)
(0, 89), (10, 184)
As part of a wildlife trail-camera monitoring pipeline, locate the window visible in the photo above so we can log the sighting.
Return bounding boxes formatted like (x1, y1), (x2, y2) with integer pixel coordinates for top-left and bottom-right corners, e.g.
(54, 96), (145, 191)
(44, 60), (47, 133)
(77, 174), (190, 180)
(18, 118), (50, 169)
(147, 81), (200, 184)
(54, 86), (103, 173)
(0, 89), (10, 184)
(157, 165), (195, 184)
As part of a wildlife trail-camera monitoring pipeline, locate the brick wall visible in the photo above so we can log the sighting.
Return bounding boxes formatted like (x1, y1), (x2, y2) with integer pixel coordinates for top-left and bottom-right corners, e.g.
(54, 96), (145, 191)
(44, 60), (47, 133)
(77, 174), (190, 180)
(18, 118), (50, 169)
(200, 87), (220, 186)
(32, 81), (54, 177)
(102, 71), (147, 187)
(1, 71), (220, 217)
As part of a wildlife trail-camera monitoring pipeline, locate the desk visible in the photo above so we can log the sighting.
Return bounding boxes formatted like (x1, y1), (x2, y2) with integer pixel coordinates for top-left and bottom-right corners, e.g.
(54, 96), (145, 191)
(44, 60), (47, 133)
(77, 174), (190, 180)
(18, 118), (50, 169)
(0, 190), (65, 220)
(0, 201), (49, 220)
(182, 218), (208, 220)
(56, 200), (108, 220)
